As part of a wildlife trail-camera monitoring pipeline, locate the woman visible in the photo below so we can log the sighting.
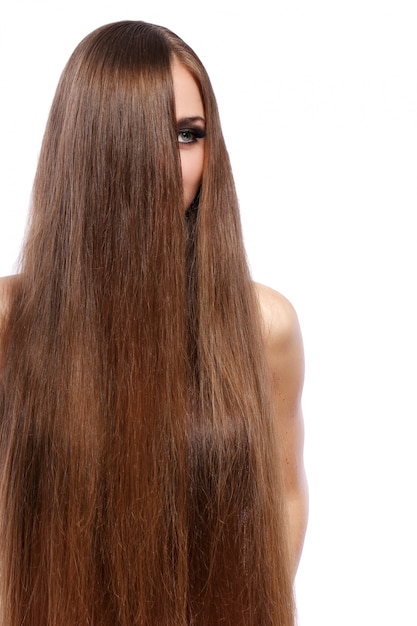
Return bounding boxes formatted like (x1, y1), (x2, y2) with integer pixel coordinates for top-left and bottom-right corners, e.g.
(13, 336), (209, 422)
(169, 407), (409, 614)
(0, 21), (307, 625)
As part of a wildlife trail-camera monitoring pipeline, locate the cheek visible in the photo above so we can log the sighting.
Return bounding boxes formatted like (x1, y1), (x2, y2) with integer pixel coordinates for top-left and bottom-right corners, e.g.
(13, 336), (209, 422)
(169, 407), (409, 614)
(180, 148), (204, 207)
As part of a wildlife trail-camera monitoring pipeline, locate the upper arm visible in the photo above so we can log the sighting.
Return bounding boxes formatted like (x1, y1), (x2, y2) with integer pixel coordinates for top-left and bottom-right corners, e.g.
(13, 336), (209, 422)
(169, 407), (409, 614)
(255, 283), (306, 492)
(0, 275), (18, 364)
(0, 276), (11, 328)
(255, 283), (308, 575)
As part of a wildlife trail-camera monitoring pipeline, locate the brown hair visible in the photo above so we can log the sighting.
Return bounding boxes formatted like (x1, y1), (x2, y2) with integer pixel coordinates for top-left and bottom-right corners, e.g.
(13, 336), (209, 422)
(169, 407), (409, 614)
(0, 21), (294, 625)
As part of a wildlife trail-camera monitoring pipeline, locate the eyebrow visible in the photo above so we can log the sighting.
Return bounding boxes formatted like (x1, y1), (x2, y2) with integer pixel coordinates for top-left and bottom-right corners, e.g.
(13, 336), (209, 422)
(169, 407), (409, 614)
(177, 116), (206, 126)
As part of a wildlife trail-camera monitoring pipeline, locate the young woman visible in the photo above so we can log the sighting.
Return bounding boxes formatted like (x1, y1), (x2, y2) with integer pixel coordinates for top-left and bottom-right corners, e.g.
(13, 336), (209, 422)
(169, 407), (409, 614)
(0, 21), (307, 625)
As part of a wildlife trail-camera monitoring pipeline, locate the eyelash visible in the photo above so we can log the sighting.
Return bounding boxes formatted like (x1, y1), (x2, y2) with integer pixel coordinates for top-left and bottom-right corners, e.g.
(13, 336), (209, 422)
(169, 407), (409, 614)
(177, 127), (206, 145)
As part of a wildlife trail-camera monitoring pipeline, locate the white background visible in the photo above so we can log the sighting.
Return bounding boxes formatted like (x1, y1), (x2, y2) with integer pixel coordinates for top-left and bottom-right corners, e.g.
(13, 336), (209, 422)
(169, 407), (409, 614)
(1, 2), (416, 624)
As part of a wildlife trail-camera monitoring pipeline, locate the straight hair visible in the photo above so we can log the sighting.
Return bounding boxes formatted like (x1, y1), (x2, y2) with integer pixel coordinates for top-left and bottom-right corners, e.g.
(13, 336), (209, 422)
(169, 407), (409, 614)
(0, 21), (294, 625)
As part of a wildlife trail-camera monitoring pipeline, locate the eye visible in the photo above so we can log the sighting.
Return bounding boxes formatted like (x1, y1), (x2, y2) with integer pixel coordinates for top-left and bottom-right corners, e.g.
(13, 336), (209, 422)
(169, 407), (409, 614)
(178, 127), (206, 145)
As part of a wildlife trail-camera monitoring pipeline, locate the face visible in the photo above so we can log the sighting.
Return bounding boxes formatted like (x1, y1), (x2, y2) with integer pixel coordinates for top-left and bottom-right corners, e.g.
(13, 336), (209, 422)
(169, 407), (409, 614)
(172, 60), (206, 209)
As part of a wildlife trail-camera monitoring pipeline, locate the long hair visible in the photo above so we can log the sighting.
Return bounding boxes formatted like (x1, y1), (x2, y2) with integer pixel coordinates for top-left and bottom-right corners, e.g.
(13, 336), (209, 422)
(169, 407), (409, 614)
(0, 21), (294, 625)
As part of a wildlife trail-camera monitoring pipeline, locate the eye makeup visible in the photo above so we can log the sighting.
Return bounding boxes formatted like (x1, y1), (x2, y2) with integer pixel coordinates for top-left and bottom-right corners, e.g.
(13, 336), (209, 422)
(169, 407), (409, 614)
(177, 116), (206, 145)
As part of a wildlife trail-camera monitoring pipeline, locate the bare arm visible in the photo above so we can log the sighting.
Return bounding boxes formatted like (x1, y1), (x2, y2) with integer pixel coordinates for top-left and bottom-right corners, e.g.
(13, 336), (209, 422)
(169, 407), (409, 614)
(255, 282), (308, 579)
(0, 275), (18, 370)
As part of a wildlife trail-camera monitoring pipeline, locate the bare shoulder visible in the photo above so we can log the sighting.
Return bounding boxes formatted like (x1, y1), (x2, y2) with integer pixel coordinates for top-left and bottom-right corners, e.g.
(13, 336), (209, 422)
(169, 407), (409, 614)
(0, 274), (19, 326)
(253, 282), (304, 393)
(0, 275), (19, 317)
(0, 275), (21, 373)
(254, 282), (302, 350)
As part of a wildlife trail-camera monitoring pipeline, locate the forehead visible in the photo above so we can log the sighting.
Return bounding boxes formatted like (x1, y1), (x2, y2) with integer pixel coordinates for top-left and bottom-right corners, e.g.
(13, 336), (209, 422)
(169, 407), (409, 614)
(171, 60), (204, 120)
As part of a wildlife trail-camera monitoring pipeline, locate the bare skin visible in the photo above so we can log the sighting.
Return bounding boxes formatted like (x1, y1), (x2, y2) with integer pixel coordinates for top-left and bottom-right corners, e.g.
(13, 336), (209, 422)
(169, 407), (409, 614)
(0, 275), (308, 578)
(0, 275), (15, 375)
(254, 282), (308, 578)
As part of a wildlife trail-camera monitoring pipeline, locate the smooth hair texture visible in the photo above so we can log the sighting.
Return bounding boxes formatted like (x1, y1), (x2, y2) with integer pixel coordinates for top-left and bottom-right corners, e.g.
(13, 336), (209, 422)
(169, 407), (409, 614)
(0, 21), (294, 625)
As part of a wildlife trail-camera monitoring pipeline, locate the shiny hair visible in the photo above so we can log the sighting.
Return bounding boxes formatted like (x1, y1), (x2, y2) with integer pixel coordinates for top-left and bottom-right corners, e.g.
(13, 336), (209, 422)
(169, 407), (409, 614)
(0, 21), (294, 625)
